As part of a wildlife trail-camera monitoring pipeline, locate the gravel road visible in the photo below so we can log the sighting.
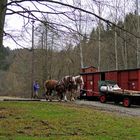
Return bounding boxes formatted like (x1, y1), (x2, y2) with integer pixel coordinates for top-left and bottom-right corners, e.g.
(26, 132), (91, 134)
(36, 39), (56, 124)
(75, 100), (140, 117)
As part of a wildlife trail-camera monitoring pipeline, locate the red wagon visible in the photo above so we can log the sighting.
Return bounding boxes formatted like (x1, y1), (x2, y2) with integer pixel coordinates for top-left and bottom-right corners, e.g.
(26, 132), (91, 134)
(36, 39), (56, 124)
(80, 68), (140, 107)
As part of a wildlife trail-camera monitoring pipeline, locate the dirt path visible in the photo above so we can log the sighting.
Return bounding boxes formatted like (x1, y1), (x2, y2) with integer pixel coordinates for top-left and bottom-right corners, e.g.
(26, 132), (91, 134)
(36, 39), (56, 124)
(75, 100), (140, 117)
(0, 96), (140, 117)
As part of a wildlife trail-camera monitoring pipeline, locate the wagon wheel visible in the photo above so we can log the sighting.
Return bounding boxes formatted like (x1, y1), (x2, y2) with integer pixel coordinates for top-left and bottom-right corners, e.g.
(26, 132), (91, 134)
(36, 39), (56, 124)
(123, 97), (131, 107)
(99, 94), (106, 103)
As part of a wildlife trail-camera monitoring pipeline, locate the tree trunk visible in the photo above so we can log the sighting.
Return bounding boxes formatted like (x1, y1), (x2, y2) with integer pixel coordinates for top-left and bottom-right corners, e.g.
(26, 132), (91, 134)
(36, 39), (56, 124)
(0, 0), (7, 47)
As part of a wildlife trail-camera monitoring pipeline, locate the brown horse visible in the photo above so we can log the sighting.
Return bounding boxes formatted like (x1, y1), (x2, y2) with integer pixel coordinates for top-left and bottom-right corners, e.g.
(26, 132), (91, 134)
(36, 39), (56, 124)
(61, 75), (75, 101)
(55, 75), (83, 101)
(73, 75), (84, 99)
(73, 75), (84, 91)
(44, 80), (59, 101)
(55, 80), (66, 100)
(62, 75), (84, 101)
(44, 79), (67, 101)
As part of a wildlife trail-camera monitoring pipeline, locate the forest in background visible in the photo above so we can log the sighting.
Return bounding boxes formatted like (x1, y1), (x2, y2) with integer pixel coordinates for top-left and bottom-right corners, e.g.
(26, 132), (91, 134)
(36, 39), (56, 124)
(0, 12), (139, 97)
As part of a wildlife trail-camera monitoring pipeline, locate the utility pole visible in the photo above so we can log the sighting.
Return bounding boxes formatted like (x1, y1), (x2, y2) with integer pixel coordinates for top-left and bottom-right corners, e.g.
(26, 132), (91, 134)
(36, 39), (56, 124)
(98, 2), (101, 71)
(41, 31), (44, 86)
(44, 24), (48, 80)
(79, 0), (84, 68)
(114, 0), (118, 70)
(31, 20), (35, 98)
(136, 0), (140, 68)
(124, 0), (127, 69)
(114, 30), (118, 70)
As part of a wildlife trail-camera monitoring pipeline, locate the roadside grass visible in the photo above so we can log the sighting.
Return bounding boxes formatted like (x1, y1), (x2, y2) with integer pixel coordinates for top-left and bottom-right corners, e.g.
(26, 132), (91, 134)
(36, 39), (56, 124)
(0, 101), (140, 140)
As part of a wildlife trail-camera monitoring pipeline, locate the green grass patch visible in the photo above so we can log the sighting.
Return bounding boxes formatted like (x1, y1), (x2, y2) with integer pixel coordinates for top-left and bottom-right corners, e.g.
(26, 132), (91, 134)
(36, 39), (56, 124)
(0, 101), (140, 140)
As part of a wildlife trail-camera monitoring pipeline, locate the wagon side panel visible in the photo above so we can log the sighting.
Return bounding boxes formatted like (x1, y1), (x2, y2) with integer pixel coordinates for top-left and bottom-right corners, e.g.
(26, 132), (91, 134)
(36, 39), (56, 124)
(118, 71), (128, 90)
(105, 72), (118, 82)
(138, 70), (140, 91)
(128, 70), (138, 91)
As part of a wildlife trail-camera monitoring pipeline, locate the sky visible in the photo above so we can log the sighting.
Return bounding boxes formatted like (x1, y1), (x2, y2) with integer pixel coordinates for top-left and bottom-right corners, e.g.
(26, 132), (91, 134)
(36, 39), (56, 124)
(3, 0), (136, 50)
(3, 1), (41, 50)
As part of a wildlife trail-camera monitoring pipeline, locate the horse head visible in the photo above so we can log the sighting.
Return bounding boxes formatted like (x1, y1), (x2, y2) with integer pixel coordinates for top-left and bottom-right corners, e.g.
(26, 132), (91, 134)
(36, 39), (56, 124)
(62, 75), (75, 89)
(73, 75), (84, 90)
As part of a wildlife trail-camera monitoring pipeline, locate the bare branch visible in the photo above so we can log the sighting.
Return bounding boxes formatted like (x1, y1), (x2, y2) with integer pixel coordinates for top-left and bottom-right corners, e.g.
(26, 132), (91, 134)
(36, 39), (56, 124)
(5, 0), (140, 38)
(4, 31), (31, 50)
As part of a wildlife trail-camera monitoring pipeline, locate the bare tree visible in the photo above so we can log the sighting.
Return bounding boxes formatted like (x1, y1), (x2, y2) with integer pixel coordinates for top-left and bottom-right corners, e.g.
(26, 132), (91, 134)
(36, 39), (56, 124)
(0, 0), (7, 47)
(1, 0), (139, 49)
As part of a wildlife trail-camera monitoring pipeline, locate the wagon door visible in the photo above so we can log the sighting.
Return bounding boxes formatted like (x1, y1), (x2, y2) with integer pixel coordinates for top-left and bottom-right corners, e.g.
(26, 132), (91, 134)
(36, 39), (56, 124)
(93, 74), (100, 96)
(86, 75), (93, 97)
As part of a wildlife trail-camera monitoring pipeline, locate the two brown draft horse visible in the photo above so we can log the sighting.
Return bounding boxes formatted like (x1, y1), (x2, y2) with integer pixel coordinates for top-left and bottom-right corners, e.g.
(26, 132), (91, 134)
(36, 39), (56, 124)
(44, 75), (84, 101)
(44, 80), (65, 101)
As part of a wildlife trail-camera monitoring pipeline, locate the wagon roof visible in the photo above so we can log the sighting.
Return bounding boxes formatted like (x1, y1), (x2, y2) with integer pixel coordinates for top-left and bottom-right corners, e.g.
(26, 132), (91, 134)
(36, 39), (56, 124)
(80, 67), (140, 75)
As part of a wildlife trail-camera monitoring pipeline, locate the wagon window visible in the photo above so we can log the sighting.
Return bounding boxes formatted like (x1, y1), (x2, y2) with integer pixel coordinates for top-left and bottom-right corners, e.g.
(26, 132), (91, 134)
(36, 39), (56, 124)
(101, 72), (105, 81)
